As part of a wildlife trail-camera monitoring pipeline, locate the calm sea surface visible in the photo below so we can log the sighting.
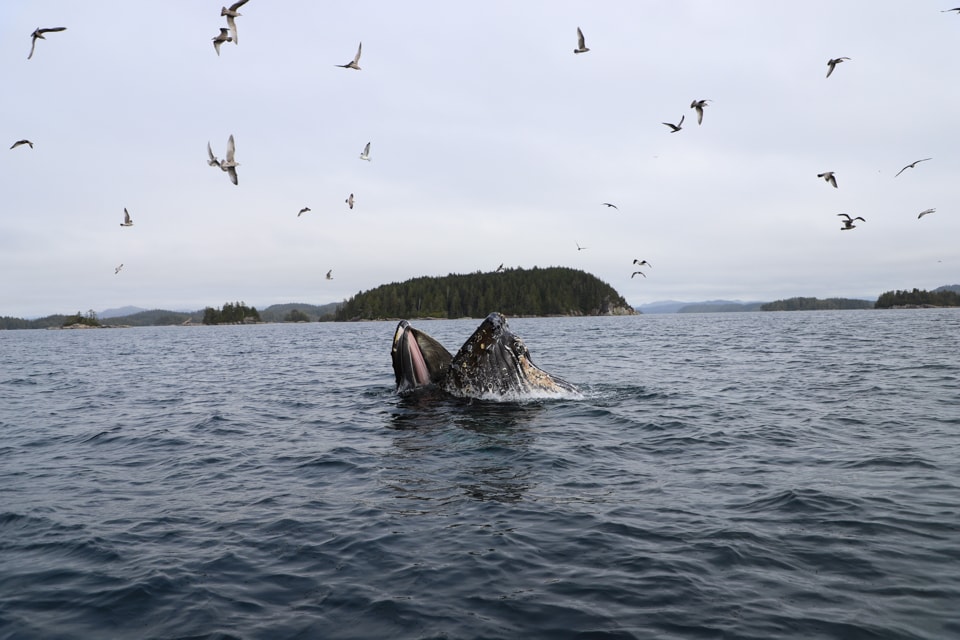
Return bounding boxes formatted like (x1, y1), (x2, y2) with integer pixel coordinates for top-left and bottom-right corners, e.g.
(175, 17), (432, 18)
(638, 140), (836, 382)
(1, 310), (959, 640)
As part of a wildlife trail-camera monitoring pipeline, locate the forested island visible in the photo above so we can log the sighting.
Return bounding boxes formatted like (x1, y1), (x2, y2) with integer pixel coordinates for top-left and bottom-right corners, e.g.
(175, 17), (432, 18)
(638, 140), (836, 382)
(761, 297), (874, 311)
(875, 287), (960, 309)
(332, 266), (635, 321)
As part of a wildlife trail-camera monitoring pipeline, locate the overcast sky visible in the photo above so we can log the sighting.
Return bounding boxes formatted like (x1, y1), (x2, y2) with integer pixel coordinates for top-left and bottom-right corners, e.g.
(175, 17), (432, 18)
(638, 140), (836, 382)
(2, 1), (958, 318)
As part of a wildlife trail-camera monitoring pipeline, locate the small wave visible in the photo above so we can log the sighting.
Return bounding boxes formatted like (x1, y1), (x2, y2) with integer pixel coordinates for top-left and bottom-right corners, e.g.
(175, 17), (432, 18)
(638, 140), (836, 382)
(839, 455), (938, 470)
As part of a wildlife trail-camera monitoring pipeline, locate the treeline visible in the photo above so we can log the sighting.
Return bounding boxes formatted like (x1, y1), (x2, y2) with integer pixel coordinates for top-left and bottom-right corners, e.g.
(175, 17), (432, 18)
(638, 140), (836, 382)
(202, 301), (262, 324)
(761, 297), (874, 311)
(333, 266), (634, 321)
(1, 312), (103, 330)
(875, 288), (960, 308)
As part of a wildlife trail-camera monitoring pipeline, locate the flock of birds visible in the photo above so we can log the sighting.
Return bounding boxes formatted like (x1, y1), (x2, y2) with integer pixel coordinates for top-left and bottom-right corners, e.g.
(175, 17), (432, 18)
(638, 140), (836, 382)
(557, 22), (942, 284)
(11, 7), (955, 296)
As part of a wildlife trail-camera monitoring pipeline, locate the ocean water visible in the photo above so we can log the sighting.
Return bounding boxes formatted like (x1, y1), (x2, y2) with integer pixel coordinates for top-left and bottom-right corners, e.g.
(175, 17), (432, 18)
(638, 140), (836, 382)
(1, 310), (959, 640)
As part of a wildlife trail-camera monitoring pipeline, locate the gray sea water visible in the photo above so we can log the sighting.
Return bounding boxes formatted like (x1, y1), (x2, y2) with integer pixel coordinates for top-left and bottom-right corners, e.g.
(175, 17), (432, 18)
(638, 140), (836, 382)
(1, 310), (959, 639)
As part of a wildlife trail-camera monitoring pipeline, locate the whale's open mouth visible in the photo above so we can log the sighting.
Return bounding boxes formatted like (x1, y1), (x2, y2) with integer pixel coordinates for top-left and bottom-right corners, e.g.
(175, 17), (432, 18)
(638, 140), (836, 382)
(391, 320), (453, 393)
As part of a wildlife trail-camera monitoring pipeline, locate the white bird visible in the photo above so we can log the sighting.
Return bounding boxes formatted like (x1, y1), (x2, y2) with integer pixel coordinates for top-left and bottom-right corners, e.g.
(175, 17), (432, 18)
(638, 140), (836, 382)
(345, 193), (354, 209)
(838, 213), (865, 230)
(326, 270), (333, 280)
(120, 208), (133, 227)
(221, 0), (250, 45)
(359, 141), (371, 161)
(917, 208), (936, 219)
(218, 134), (239, 185)
(212, 28), (232, 55)
(633, 259), (652, 268)
(826, 57), (850, 78)
(662, 115), (684, 133)
(10, 140), (33, 150)
(690, 99), (711, 125)
(894, 158), (932, 177)
(206, 141), (220, 167)
(115, 263), (124, 275)
(818, 171), (838, 188)
(336, 42), (362, 70)
(28, 27), (66, 60)
(298, 207), (311, 217)
(574, 27), (589, 54)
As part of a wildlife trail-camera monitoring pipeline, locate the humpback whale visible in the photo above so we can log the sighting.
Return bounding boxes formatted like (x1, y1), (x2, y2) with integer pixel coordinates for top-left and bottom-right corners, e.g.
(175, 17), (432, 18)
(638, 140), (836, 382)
(391, 312), (579, 399)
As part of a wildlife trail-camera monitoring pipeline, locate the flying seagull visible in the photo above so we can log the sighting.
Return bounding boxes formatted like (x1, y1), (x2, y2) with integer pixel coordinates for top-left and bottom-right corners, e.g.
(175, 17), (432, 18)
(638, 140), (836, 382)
(818, 171), (838, 188)
(213, 28), (232, 55)
(27, 27), (66, 60)
(825, 57), (850, 78)
(10, 140), (33, 150)
(219, 134), (239, 185)
(601, 202), (618, 210)
(574, 27), (589, 54)
(336, 42), (362, 70)
(496, 263), (505, 272)
(894, 158), (932, 177)
(838, 213), (865, 230)
(115, 263), (124, 275)
(345, 193), (354, 209)
(576, 243), (587, 251)
(326, 270), (333, 280)
(942, 8), (960, 12)
(221, 0), (250, 45)
(633, 259), (652, 268)
(298, 207), (311, 217)
(120, 208), (133, 227)
(359, 141), (371, 161)
(207, 142), (220, 167)
(917, 208), (936, 219)
(690, 99), (711, 125)
(631, 271), (646, 278)
(662, 115), (684, 132)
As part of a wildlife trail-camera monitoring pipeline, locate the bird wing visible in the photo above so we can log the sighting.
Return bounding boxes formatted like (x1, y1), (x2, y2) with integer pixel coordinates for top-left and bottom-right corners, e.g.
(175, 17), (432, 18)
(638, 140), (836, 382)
(124, 208), (132, 224)
(678, 114), (685, 126)
(577, 27), (586, 49)
(39, 27), (67, 34)
(27, 36), (37, 60)
(838, 213), (852, 220)
(227, 165), (238, 185)
(226, 15), (238, 42)
(225, 135), (235, 163)
(353, 42), (362, 64)
(363, 142), (370, 155)
(207, 141), (218, 163)
(229, 0), (251, 10)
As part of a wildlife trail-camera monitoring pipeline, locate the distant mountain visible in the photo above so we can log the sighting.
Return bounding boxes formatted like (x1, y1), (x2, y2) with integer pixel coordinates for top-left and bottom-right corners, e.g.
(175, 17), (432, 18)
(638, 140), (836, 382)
(934, 284), (960, 294)
(99, 305), (148, 318)
(678, 301), (766, 313)
(637, 300), (765, 314)
(634, 300), (689, 314)
(259, 302), (340, 322)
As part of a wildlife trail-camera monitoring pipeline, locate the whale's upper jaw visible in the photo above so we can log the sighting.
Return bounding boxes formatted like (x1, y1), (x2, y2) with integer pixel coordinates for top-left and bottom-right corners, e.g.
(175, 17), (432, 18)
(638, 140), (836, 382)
(441, 313), (578, 399)
(391, 320), (453, 393)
